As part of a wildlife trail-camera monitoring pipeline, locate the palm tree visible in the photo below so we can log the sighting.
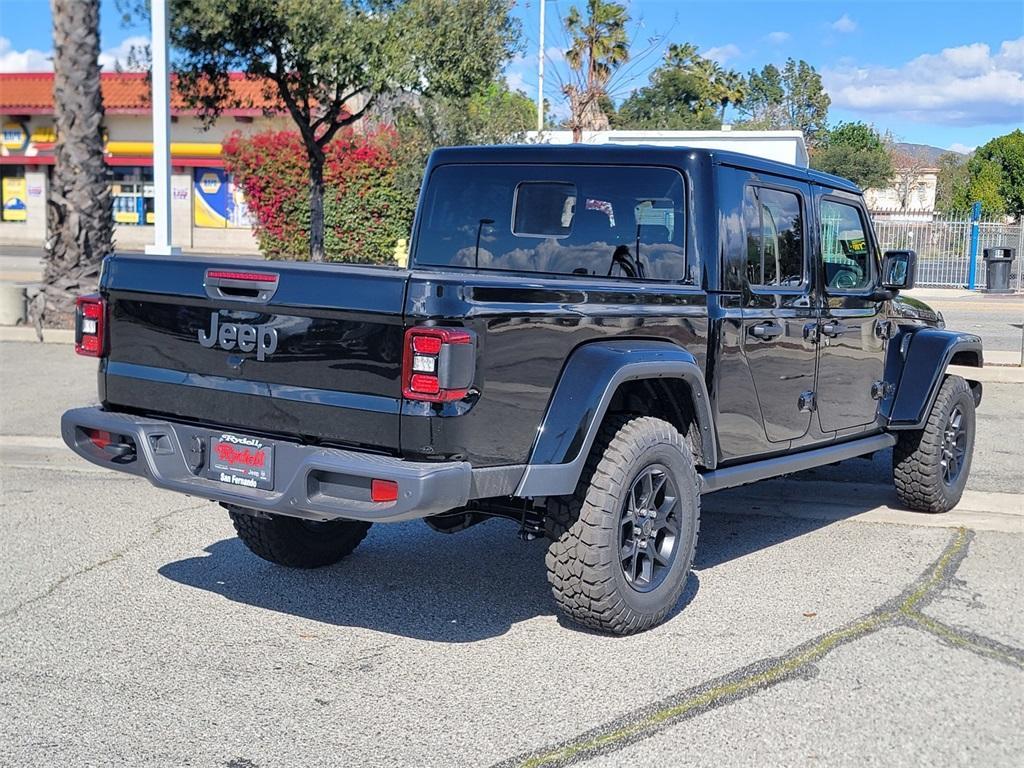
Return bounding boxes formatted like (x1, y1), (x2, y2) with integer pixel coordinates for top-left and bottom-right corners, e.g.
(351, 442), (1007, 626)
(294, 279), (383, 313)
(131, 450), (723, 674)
(716, 70), (746, 124)
(31, 0), (113, 331)
(563, 0), (630, 142)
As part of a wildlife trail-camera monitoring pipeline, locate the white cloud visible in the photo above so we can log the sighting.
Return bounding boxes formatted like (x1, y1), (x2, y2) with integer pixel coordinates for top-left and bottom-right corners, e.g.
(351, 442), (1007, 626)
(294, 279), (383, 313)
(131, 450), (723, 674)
(947, 143), (975, 155)
(505, 68), (529, 94)
(702, 44), (741, 64)
(97, 36), (149, 71)
(831, 14), (858, 33)
(0, 35), (150, 73)
(765, 32), (790, 45)
(823, 36), (1024, 125)
(0, 37), (51, 71)
(545, 46), (567, 66)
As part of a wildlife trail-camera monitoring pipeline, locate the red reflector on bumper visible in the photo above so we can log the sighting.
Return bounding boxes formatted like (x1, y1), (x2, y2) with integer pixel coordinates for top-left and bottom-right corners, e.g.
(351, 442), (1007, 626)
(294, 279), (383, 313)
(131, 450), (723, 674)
(371, 479), (399, 503)
(85, 429), (112, 449)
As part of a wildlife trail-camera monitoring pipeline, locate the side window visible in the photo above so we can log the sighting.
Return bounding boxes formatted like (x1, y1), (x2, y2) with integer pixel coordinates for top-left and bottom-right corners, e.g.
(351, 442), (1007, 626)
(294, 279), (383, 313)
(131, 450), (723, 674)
(742, 186), (805, 289)
(820, 200), (873, 291)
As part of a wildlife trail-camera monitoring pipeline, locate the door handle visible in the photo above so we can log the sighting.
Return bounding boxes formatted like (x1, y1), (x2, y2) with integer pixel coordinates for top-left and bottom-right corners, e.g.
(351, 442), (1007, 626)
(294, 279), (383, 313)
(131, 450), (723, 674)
(821, 321), (848, 338)
(750, 322), (784, 340)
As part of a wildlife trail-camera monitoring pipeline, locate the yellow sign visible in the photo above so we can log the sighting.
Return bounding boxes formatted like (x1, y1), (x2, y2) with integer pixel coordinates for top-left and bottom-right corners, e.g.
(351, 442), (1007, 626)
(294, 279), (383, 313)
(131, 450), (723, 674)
(29, 125), (57, 144)
(2, 122), (28, 152)
(114, 211), (140, 224)
(2, 176), (28, 221)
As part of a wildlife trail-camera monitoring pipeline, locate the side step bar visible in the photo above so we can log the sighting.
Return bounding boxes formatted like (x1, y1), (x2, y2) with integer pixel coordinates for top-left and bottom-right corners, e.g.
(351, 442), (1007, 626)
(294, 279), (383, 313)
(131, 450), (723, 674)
(699, 433), (897, 494)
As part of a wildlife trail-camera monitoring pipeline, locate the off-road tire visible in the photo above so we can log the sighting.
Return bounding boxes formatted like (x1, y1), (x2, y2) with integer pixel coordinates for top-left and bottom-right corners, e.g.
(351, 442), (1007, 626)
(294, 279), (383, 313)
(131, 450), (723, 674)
(893, 375), (975, 513)
(545, 416), (701, 635)
(227, 505), (371, 568)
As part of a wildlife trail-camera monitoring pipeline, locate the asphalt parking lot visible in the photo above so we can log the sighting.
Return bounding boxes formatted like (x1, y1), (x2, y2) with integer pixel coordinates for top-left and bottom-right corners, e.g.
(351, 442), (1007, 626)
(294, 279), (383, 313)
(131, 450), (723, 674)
(1, 340), (1022, 767)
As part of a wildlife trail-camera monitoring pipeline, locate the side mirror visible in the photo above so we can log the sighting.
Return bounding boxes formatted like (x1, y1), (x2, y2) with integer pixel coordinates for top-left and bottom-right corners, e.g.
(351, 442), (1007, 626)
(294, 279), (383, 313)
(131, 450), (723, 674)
(881, 249), (917, 291)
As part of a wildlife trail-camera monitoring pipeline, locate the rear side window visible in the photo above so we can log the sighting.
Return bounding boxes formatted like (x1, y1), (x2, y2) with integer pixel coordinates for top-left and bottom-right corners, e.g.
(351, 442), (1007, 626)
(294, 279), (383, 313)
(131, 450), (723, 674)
(415, 164), (690, 282)
(742, 186), (805, 289)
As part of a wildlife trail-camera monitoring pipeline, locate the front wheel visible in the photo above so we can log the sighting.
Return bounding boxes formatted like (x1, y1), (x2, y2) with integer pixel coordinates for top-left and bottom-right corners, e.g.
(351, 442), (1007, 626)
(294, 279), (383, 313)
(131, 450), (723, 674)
(545, 416), (700, 635)
(227, 505), (371, 568)
(893, 375), (976, 513)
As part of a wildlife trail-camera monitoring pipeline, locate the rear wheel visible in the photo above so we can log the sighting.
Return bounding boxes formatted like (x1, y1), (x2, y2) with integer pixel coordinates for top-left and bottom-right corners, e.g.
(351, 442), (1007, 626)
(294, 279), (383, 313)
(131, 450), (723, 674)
(545, 416), (700, 635)
(227, 505), (371, 568)
(893, 375), (976, 513)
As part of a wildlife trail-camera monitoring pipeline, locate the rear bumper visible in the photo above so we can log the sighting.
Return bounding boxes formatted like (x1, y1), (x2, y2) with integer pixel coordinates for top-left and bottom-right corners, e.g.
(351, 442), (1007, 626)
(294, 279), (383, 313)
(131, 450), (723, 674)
(61, 407), (472, 523)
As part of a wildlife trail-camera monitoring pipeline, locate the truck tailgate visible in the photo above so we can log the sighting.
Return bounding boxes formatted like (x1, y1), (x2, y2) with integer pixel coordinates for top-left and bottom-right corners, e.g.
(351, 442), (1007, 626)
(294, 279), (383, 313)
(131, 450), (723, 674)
(101, 255), (408, 453)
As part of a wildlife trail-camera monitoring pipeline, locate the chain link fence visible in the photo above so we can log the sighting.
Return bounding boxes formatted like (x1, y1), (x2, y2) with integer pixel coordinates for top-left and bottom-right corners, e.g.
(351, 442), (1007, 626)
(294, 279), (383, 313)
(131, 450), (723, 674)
(870, 213), (1023, 291)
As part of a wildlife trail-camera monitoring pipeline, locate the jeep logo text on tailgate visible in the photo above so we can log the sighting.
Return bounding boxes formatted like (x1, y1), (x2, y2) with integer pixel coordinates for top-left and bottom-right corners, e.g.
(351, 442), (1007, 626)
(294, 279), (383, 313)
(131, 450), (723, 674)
(199, 313), (279, 361)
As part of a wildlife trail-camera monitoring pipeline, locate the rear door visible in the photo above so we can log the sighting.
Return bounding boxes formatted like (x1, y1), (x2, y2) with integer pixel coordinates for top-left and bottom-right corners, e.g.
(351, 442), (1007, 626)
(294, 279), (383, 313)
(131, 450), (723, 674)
(813, 191), (888, 433)
(101, 255), (409, 452)
(739, 180), (817, 442)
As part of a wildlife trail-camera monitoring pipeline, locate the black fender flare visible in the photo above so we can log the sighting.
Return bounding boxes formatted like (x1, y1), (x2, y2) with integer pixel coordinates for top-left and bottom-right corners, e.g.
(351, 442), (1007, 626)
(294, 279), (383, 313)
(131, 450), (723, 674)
(885, 327), (983, 429)
(515, 340), (716, 497)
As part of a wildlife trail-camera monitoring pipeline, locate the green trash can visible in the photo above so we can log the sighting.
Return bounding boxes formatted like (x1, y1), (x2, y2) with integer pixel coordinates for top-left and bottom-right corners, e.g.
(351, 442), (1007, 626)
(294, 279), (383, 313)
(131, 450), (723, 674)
(983, 248), (1015, 293)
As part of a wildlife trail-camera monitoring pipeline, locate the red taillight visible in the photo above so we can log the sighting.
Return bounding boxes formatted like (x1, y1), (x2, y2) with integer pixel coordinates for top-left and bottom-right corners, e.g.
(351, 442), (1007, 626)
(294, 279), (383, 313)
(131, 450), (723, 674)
(412, 335), (443, 355)
(75, 295), (106, 357)
(371, 479), (399, 503)
(402, 327), (474, 403)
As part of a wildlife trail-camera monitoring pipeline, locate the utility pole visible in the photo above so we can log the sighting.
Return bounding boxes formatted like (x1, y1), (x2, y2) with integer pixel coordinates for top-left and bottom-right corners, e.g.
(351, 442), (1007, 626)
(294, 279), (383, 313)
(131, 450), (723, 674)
(145, 0), (180, 256)
(537, 0), (545, 132)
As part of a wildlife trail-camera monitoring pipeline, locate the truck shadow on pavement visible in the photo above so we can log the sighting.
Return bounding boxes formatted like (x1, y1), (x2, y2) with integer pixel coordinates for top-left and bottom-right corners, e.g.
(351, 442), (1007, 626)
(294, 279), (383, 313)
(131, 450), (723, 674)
(157, 500), (865, 642)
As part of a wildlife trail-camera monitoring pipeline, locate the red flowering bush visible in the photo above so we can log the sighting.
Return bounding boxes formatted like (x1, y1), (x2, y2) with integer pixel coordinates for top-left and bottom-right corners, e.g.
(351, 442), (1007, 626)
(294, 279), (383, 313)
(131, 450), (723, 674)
(224, 126), (415, 262)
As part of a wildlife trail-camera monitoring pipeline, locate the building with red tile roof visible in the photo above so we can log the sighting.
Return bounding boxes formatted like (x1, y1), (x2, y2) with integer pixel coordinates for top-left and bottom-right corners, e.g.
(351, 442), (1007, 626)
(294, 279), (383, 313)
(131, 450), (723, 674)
(0, 71), (284, 116)
(1, 72), (288, 252)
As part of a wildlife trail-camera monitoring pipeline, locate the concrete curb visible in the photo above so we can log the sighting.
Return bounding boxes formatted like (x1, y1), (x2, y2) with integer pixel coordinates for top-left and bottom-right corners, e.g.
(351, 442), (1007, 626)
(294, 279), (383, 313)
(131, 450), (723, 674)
(0, 326), (74, 344)
(950, 364), (1024, 384)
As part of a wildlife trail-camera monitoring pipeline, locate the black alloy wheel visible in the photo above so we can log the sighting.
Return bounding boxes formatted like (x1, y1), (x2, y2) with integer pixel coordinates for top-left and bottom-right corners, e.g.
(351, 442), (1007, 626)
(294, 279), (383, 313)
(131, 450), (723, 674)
(940, 405), (968, 486)
(619, 464), (681, 592)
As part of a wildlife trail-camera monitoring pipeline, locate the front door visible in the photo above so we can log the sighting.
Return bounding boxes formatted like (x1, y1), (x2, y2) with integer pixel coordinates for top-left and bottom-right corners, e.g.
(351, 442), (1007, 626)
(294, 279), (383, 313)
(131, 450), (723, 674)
(814, 193), (888, 433)
(740, 183), (817, 442)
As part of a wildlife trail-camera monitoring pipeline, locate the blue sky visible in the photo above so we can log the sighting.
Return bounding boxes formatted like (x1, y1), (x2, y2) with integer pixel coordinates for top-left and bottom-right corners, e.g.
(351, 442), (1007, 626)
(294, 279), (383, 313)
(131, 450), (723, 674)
(1, 0), (1022, 152)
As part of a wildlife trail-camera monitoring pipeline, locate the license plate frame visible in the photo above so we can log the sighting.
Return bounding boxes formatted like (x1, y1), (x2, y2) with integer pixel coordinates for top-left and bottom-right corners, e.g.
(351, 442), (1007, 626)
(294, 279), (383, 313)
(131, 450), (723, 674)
(207, 432), (275, 490)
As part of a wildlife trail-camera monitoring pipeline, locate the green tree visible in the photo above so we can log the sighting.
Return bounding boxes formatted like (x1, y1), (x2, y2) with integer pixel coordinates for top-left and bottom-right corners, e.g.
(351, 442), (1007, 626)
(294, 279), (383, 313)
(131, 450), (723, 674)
(971, 129), (1024, 219)
(31, 0), (114, 330)
(963, 159), (1007, 218)
(738, 59), (830, 145)
(811, 122), (894, 189)
(170, 0), (518, 261)
(781, 59), (830, 145)
(562, 0), (630, 142)
(715, 69), (746, 123)
(935, 151), (971, 213)
(614, 43), (742, 130)
(740, 63), (784, 127)
(391, 80), (535, 200)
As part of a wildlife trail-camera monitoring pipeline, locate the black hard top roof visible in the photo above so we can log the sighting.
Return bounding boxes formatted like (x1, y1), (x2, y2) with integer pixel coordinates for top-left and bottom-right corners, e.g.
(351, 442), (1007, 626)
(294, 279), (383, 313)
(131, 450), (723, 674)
(429, 143), (862, 194)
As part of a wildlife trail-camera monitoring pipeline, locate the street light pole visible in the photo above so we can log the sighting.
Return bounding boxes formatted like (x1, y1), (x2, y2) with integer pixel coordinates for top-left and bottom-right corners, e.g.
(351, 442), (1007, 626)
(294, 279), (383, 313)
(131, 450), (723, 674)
(145, 0), (179, 256)
(537, 0), (545, 132)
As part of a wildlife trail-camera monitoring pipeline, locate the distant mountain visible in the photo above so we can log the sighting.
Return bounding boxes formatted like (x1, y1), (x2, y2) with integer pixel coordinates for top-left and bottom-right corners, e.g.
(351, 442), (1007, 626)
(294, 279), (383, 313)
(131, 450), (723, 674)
(894, 142), (967, 165)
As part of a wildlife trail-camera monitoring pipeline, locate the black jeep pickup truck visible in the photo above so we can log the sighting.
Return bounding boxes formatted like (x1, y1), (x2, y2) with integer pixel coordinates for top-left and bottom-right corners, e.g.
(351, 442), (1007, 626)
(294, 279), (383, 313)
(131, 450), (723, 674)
(63, 145), (983, 634)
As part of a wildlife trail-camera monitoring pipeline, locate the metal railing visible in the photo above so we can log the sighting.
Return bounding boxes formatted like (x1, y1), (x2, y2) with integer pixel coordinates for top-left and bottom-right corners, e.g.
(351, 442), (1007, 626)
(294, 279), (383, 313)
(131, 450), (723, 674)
(869, 212), (1022, 291)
